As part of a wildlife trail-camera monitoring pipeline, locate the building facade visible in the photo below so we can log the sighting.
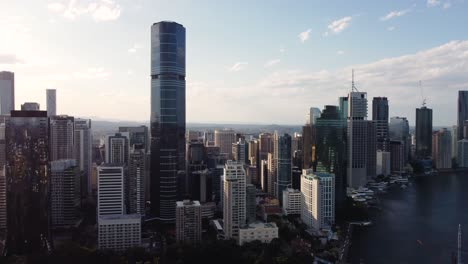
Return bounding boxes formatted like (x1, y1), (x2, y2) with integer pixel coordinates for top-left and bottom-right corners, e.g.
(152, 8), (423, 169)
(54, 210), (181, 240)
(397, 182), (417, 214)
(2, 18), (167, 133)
(97, 165), (125, 216)
(457, 139), (468, 167)
(282, 188), (301, 215)
(432, 128), (452, 169)
(372, 97), (389, 151)
(376, 151), (391, 176)
(46, 89), (56, 117)
(389, 117), (410, 163)
(128, 146), (146, 215)
(176, 200), (202, 243)
(150, 21), (186, 222)
(301, 169), (335, 230)
(214, 129), (236, 158)
(416, 106), (433, 159)
(238, 222), (278, 246)
(0, 71), (14, 116)
(276, 133), (292, 204)
(105, 132), (129, 165)
(98, 214), (141, 251)
(74, 118), (92, 197)
(6, 110), (50, 254)
(223, 161), (246, 240)
(50, 159), (80, 228)
(457, 91), (468, 140)
(50, 115), (74, 161)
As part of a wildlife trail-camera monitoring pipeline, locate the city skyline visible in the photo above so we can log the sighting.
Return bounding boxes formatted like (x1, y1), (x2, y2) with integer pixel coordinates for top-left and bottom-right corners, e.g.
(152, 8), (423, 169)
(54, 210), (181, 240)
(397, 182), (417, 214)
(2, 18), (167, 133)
(1, 1), (468, 125)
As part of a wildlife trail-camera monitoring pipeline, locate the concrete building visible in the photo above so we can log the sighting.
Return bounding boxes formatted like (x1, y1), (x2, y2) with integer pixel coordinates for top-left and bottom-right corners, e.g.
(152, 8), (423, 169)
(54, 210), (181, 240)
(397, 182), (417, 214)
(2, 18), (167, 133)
(128, 145), (146, 215)
(248, 139), (259, 166)
(98, 214), (141, 251)
(0, 119), (6, 231)
(232, 138), (249, 164)
(46, 89), (56, 117)
(457, 139), (468, 167)
(50, 159), (80, 228)
(376, 151), (391, 176)
(176, 200), (202, 243)
(389, 117), (410, 163)
(366, 121), (377, 181)
(282, 188), (301, 216)
(105, 132), (129, 165)
(21, 102), (40, 111)
(119, 126), (149, 152)
(238, 222), (278, 246)
(416, 106), (433, 159)
(223, 161), (246, 240)
(214, 129), (236, 158)
(432, 128), (452, 169)
(98, 165), (125, 216)
(50, 115), (74, 161)
(0, 71), (14, 115)
(301, 169), (335, 230)
(390, 141), (405, 173)
(259, 133), (274, 161)
(74, 118), (92, 197)
(347, 91), (368, 188)
(267, 153), (276, 196)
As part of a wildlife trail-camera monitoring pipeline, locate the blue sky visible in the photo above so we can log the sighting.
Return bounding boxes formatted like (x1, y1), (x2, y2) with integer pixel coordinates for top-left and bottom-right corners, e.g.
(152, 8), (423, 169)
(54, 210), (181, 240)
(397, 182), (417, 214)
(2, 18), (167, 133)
(0, 0), (467, 125)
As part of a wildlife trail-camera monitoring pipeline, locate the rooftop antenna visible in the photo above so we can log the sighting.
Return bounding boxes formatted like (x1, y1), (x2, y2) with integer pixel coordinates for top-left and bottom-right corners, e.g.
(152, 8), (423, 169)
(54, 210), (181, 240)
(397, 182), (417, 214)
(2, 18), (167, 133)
(352, 69), (359, 92)
(419, 80), (427, 107)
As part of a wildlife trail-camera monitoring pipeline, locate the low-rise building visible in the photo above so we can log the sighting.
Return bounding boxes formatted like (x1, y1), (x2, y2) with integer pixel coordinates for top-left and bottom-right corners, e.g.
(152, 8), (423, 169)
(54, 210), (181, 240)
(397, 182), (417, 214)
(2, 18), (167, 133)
(238, 222), (278, 245)
(282, 188), (301, 216)
(98, 214), (141, 251)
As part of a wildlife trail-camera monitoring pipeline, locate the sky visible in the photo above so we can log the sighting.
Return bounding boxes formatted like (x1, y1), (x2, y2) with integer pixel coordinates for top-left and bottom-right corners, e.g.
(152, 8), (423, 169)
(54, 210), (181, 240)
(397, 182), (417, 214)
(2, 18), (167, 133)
(0, 0), (467, 126)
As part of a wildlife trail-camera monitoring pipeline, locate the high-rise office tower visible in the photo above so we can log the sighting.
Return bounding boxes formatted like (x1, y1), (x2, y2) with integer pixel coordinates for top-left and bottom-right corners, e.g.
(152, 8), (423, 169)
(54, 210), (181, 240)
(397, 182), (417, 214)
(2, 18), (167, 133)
(46, 89), (56, 117)
(260, 160), (268, 192)
(457, 139), (468, 167)
(315, 105), (347, 211)
(432, 128), (452, 169)
(267, 153), (276, 196)
(302, 124), (315, 169)
(6, 109), (49, 254)
(50, 115), (74, 161)
(389, 117), (410, 163)
(176, 200), (202, 243)
(416, 106), (433, 159)
(128, 145), (146, 215)
(389, 140), (404, 173)
(97, 165), (125, 217)
(223, 161), (246, 240)
(214, 129), (236, 158)
(301, 169), (335, 230)
(376, 151), (391, 176)
(372, 97), (389, 151)
(452, 125), (459, 161)
(50, 159), (80, 228)
(347, 90), (369, 188)
(276, 133), (292, 204)
(150, 21), (186, 222)
(457, 91), (468, 140)
(0, 71), (15, 115)
(246, 184), (256, 224)
(105, 132), (129, 165)
(366, 121), (377, 181)
(307, 107), (322, 125)
(259, 133), (274, 161)
(248, 139), (259, 166)
(74, 118), (92, 197)
(338, 96), (349, 120)
(119, 126), (149, 152)
(0, 120), (6, 231)
(232, 138), (249, 164)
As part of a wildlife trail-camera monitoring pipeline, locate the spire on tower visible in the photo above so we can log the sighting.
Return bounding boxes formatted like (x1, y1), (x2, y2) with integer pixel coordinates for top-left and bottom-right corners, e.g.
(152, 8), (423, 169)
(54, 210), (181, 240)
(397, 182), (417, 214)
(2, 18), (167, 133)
(351, 69), (359, 92)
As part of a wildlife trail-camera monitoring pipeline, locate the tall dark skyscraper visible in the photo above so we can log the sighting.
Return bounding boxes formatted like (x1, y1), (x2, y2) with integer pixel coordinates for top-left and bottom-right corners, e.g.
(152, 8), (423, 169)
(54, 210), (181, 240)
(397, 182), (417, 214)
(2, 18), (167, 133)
(150, 21), (186, 222)
(6, 110), (49, 254)
(372, 97), (389, 151)
(416, 106), (433, 159)
(457, 91), (468, 140)
(276, 133), (291, 205)
(0, 71), (15, 116)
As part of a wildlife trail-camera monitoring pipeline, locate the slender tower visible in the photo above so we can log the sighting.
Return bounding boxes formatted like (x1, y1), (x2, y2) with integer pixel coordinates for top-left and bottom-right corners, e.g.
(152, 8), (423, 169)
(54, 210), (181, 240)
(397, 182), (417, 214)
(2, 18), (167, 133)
(150, 21), (186, 222)
(458, 224), (462, 264)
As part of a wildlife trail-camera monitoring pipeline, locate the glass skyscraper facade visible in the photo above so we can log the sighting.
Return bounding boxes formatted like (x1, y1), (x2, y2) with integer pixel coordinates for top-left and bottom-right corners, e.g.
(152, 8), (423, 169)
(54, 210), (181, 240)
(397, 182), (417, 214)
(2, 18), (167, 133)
(276, 133), (291, 205)
(150, 21), (186, 222)
(457, 91), (468, 140)
(416, 106), (433, 159)
(6, 110), (50, 254)
(372, 97), (389, 151)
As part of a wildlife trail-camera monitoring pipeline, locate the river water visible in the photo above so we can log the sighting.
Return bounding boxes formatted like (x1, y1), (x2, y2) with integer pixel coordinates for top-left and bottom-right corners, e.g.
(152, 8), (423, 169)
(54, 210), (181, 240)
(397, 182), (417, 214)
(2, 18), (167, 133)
(349, 172), (468, 263)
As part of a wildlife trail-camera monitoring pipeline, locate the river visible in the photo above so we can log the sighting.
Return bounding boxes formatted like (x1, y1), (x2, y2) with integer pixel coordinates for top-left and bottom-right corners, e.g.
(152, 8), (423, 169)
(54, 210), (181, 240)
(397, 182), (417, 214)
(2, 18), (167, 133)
(349, 172), (468, 263)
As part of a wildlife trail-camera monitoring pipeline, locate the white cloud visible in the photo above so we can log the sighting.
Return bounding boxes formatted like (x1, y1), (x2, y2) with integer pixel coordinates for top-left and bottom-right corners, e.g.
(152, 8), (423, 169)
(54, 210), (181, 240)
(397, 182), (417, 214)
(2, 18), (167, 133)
(337, 50), (345, 55)
(427, 0), (441, 6)
(387, 26), (396, 31)
(298, 29), (312, 43)
(327, 16), (352, 34)
(280, 47), (285, 53)
(47, 2), (65, 12)
(264, 59), (281, 67)
(229, 62), (248, 72)
(45, 67), (111, 81)
(380, 9), (410, 21)
(128, 44), (141, 53)
(0, 54), (24, 65)
(188, 40), (468, 124)
(443, 2), (452, 9)
(48, 0), (121, 21)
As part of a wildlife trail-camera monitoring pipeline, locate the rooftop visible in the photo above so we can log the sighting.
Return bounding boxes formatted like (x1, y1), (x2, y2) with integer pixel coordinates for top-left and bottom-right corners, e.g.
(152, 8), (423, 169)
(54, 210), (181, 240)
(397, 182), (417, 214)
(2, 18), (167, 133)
(241, 222), (278, 230)
(177, 200), (201, 207)
(99, 214), (141, 221)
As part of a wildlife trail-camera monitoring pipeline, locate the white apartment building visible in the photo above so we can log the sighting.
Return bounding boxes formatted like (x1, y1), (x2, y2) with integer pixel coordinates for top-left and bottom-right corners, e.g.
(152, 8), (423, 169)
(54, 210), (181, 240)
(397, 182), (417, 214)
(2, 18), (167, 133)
(238, 222), (278, 245)
(223, 160), (246, 240)
(282, 188), (301, 216)
(98, 214), (141, 251)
